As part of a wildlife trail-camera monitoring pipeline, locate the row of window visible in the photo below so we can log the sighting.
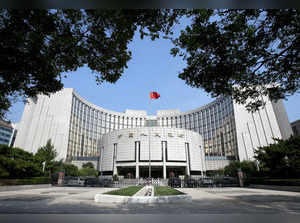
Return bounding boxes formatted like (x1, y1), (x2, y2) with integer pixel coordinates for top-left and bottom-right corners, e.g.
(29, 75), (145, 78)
(0, 126), (13, 133)
(0, 132), (11, 138)
(67, 95), (237, 160)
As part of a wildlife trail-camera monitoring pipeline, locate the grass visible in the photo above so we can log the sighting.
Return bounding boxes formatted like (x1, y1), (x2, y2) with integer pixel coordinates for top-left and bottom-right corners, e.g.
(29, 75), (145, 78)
(154, 186), (185, 196)
(104, 186), (143, 196)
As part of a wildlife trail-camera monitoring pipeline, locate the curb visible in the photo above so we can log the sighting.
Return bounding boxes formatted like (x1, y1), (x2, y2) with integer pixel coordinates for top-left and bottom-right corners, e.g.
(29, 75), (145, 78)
(94, 193), (192, 204)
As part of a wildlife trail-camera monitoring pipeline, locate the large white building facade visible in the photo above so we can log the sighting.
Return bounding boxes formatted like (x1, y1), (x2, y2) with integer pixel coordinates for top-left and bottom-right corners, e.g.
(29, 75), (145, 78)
(100, 127), (205, 178)
(14, 88), (293, 178)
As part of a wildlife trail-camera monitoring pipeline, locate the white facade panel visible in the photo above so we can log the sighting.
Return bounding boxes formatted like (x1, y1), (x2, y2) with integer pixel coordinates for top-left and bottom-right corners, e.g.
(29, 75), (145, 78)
(189, 132), (205, 171)
(14, 89), (73, 160)
(166, 139), (186, 161)
(116, 139), (135, 162)
(233, 96), (293, 161)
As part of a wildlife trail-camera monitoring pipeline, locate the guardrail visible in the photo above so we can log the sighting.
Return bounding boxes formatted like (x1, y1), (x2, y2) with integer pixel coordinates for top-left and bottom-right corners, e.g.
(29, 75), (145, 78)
(56, 176), (239, 188)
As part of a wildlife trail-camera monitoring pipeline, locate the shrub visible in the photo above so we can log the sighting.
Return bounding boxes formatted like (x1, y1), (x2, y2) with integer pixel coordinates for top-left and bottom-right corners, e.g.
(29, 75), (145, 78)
(78, 167), (98, 176)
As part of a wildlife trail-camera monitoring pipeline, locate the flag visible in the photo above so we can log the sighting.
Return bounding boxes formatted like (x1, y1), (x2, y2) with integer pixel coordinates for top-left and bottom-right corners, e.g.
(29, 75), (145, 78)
(150, 91), (160, 99)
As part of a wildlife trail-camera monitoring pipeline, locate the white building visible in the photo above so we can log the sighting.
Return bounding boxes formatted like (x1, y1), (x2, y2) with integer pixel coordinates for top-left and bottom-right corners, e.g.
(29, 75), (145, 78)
(14, 88), (293, 177)
(100, 127), (205, 179)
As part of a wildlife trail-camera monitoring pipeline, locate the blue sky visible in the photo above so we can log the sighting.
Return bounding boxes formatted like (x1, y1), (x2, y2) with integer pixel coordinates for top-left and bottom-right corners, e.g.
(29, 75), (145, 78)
(6, 24), (300, 123)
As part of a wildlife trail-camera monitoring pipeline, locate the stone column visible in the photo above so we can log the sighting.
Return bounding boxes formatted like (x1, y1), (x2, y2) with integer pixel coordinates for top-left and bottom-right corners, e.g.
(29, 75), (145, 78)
(113, 165), (117, 176)
(162, 141), (167, 179)
(113, 144), (117, 176)
(185, 143), (190, 176)
(136, 141), (139, 179)
(136, 165), (139, 179)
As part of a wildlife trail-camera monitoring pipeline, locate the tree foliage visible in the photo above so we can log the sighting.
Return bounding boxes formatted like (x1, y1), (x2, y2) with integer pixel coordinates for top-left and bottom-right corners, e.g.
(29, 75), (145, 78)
(0, 144), (42, 178)
(224, 160), (258, 177)
(254, 135), (300, 178)
(171, 9), (300, 111)
(0, 143), (80, 178)
(62, 163), (79, 176)
(1, 9), (300, 118)
(0, 9), (183, 118)
(78, 167), (98, 177)
(35, 139), (57, 174)
(82, 162), (94, 169)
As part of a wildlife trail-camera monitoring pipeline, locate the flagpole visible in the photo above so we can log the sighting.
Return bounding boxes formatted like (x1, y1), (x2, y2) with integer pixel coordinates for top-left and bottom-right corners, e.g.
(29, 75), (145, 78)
(148, 97), (151, 180)
(148, 126), (151, 179)
(148, 92), (159, 181)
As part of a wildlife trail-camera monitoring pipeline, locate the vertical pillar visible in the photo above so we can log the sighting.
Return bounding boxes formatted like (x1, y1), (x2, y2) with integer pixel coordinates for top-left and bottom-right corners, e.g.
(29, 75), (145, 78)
(135, 141), (139, 179)
(113, 166), (117, 175)
(136, 165), (139, 179)
(162, 141), (167, 179)
(185, 143), (190, 176)
(113, 143), (117, 175)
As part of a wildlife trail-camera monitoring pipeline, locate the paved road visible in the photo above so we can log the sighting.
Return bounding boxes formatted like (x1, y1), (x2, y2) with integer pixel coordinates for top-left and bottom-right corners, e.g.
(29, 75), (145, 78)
(0, 186), (300, 214)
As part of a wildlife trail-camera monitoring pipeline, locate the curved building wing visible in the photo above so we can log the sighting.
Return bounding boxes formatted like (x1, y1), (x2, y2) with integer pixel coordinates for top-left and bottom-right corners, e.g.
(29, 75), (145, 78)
(14, 88), (293, 174)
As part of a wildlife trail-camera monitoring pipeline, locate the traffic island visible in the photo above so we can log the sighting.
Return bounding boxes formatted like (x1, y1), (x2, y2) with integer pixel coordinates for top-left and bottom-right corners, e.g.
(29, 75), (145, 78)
(94, 186), (192, 204)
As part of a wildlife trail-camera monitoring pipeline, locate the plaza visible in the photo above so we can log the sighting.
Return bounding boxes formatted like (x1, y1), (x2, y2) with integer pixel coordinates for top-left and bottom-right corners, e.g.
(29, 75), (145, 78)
(0, 186), (299, 214)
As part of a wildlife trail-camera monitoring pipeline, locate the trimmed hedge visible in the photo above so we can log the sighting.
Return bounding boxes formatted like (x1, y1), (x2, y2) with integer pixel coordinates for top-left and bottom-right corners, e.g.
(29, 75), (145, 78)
(245, 177), (300, 186)
(0, 177), (51, 186)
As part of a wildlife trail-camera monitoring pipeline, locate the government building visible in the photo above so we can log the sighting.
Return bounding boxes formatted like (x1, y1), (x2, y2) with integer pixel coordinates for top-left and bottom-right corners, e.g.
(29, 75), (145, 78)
(14, 88), (293, 178)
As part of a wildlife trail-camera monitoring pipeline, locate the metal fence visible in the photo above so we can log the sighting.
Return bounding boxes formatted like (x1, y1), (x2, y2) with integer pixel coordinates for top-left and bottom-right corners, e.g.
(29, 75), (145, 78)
(56, 176), (239, 188)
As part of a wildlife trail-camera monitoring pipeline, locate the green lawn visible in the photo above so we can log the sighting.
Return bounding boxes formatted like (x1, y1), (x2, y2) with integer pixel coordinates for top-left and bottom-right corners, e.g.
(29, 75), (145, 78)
(154, 186), (185, 196)
(104, 186), (143, 196)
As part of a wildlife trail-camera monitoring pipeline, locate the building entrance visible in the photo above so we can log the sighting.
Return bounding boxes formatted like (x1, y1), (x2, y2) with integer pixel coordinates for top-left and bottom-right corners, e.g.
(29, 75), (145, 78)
(166, 166), (186, 178)
(117, 166), (136, 178)
(139, 166), (163, 178)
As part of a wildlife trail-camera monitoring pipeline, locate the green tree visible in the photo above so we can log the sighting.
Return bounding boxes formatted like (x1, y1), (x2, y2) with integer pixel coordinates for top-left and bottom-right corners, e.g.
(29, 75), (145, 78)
(35, 139), (57, 175)
(82, 162), (94, 169)
(62, 164), (79, 176)
(49, 160), (64, 174)
(0, 144), (42, 178)
(0, 9), (183, 118)
(171, 9), (300, 111)
(224, 160), (258, 177)
(2, 9), (299, 118)
(255, 135), (300, 178)
(78, 167), (98, 177)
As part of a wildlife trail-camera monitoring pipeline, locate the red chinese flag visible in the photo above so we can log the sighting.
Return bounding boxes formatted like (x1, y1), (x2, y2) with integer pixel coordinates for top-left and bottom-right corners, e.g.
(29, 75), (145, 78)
(150, 91), (160, 99)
